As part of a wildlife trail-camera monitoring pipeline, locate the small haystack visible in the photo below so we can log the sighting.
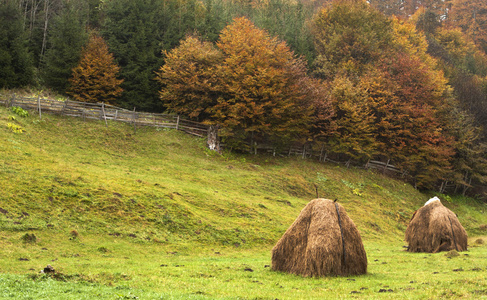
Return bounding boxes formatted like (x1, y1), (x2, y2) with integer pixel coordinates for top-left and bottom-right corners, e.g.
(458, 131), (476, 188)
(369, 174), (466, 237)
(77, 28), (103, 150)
(405, 197), (468, 253)
(271, 199), (367, 277)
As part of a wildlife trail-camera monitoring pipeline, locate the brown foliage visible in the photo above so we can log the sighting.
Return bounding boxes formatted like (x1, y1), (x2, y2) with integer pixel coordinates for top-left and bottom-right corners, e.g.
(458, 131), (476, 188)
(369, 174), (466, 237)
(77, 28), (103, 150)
(68, 33), (123, 104)
(449, 0), (487, 53)
(157, 17), (333, 151)
(156, 35), (222, 120)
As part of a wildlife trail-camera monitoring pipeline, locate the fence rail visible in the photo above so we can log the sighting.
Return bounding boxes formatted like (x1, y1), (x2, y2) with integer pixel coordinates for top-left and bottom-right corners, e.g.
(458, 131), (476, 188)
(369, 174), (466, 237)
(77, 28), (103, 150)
(4, 94), (208, 137)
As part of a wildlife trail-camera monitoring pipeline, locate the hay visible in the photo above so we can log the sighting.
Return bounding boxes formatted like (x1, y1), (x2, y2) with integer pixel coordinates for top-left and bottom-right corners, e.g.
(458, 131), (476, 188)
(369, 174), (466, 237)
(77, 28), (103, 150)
(405, 199), (468, 253)
(271, 199), (367, 277)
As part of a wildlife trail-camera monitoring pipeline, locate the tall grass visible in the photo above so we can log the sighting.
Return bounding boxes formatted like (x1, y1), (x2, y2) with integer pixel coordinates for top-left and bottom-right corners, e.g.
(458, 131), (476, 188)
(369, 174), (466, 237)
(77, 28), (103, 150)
(1, 105), (486, 299)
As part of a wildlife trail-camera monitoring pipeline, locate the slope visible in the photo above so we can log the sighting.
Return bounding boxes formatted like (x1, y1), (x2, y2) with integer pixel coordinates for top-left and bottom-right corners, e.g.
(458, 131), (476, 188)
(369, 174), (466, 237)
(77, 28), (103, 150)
(1, 104), (486, 250)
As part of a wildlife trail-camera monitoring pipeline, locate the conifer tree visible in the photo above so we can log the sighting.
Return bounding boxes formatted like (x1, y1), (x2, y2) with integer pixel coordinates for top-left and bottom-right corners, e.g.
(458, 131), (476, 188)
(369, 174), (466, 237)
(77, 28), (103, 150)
(0, 0), (34, 88)
(41, 3), (88, 93)
(102, 0), (166, 112)
(68, 33), (123, 104)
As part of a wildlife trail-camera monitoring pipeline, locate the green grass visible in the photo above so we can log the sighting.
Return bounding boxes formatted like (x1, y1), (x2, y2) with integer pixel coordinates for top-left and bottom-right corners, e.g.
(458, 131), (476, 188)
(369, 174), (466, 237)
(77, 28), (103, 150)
(1, 239), (487, 299)
(1, 104), (487, 299)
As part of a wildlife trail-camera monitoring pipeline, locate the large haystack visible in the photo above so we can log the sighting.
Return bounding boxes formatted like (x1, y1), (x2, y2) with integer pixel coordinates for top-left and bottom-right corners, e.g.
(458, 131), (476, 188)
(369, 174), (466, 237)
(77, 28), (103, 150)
(271, 199), (367, 277)
(405, 197), (468, 253)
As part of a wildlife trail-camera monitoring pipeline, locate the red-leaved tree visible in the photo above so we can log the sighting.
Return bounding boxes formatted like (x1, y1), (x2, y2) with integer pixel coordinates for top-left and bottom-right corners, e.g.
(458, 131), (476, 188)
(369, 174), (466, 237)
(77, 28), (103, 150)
(366, 53), (455, 188)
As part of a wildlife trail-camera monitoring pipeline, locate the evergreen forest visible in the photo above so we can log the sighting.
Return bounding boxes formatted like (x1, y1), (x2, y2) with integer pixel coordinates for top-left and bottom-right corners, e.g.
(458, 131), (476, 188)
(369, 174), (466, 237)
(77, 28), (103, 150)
(2, 0), (487, 197)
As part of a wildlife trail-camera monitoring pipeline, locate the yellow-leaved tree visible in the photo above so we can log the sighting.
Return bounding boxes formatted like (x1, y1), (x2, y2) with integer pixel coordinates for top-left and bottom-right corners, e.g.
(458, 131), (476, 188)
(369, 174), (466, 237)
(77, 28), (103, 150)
(68, 33), (123, 104)
(156, 35), (223, 121)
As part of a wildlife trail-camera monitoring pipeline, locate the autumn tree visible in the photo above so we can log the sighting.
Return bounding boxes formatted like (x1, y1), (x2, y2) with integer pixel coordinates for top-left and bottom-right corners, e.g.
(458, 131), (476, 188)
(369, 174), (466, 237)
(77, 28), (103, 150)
(371, 53), (455, 188)
(311, 0), (394, 81)
(449, 0), (487, 53)
(445, 107), (487, 195)
(368, 0), (449, 19)
(68, 33), (123, 104)
(428, 27), (487, 135)
(156, 35), (222, 120)
(326, 76), (377, 161)
(371, 18), (458, 188)
(311, 0), (393, 162)
(368, 0), (405, 17)
(157, 17), (331, 151)
(312, 0), (458, 188)
(416, 18), (487, 192)
(212, 17), (319, 150)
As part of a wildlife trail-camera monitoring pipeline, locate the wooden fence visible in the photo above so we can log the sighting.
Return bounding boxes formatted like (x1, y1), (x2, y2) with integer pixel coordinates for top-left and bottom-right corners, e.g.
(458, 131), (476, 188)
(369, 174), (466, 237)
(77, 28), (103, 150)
(246, 142), (404, 176)
(3, 94), (208, 137)
(3, 94), (411, 181)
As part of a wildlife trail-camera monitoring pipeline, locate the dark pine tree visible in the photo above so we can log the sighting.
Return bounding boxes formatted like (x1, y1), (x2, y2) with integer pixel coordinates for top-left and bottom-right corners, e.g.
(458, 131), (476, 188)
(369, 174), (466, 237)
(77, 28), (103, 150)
(102, 0), (168, 112)
(0, 0), (34, 88)
(41, 2), (88, 93)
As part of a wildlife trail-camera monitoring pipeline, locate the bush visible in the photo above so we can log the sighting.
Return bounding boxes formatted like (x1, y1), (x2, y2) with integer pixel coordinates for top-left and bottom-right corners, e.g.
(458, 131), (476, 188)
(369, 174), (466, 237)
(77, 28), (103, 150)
(10, 106), (28, 117)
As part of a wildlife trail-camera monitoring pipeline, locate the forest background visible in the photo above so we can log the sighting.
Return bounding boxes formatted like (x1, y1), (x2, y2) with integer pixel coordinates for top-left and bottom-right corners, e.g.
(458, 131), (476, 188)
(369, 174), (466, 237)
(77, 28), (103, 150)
(2, 0), (487, 198)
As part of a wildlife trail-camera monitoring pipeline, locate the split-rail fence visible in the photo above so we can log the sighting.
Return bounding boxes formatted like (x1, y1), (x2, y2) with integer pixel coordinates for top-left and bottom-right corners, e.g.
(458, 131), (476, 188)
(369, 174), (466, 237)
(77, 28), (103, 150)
(2, 94), (208, 137)
(2, 94), (414, 184)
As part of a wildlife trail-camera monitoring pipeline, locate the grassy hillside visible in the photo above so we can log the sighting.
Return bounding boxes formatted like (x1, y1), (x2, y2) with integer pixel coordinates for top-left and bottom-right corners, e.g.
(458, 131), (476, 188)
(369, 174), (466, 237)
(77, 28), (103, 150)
(1, 104), (487, 299)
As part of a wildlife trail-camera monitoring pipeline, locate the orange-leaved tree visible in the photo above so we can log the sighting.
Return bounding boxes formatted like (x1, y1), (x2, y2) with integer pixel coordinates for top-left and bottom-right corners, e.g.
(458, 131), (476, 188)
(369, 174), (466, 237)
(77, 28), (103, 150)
(372, 53), (455, 189)
(68, 33), (123, 104)
(155, 35), (223, 121)
(326, 75), (377, 161)
(213, 17), (321, 150)
(365, 18), (456, 188)
(449, 0), (487, 54)
(312, 1), (457, 188)
(156, 17), (332, 152)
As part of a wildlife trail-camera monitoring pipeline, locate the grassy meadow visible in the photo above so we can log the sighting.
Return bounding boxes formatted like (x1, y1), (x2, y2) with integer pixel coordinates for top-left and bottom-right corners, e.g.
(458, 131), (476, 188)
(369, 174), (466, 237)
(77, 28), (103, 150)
(1, 104), (487, 299)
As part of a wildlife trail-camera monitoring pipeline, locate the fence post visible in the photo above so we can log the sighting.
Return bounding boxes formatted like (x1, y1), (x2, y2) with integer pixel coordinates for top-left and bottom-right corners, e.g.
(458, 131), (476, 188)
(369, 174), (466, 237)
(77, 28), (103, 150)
(37, 95), (42, 119)
(82, 102), (86, 121)
(61, 99), (68, 115)
(383, 159), (390, 174)
(101, 103), (108, 127)
(176, 115), (180, 131)
(133, 107), (137, 134)
(8, 94), (15, 108)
